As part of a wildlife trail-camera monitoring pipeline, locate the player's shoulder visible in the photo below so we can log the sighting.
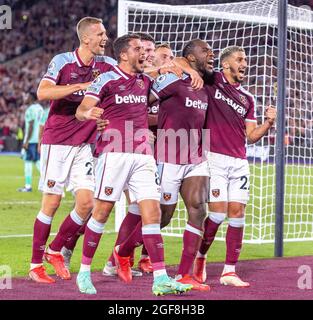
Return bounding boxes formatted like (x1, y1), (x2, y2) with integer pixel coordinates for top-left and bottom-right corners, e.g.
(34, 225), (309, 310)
(94, 55), (118, 66)
(47, 52), (74, 73)
(50, 52), (74, 65)
(154, 72), (187, 89)
(238, 85), (254, 100)
(25, 104), (42, 118)
(92, 70), (122, 88)
(27, 103), (42, 111)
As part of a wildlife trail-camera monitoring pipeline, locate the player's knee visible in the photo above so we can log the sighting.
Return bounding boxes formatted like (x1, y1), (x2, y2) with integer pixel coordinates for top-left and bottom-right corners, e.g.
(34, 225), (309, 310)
(76, 199), (94, 216)
(92, 210), (110, 224)
(41, 196), (61, 215)
(187, 202), (207, 225)
(228, 204), (245, 219)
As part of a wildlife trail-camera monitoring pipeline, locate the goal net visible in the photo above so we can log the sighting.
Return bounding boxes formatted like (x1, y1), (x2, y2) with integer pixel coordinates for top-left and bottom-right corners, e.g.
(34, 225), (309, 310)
(116, 0), (313, 243)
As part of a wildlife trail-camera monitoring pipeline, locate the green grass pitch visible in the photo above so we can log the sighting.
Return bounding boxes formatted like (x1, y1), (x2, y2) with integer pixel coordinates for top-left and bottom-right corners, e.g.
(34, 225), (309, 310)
(0, 155), (311, 277)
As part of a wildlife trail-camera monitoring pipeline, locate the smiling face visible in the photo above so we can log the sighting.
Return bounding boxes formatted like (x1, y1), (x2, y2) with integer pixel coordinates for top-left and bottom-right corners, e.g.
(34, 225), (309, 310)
(141, 40), (156, 67)
(189, 40), (214, 77)
(121, 38), (146, 73)
(222, 50), (247, 84)
(82, 22), (108, 56)
(154, 47), (174, 67)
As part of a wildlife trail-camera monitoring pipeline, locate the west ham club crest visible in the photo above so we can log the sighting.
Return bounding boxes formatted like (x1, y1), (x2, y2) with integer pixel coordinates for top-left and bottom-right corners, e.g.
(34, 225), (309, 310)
(92, 69), (100, 79)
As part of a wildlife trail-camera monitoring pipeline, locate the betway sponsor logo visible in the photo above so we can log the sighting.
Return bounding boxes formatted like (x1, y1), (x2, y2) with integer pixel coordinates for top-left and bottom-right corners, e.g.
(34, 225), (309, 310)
(147, 104), (159, 114)
(73, 89), (86, 96)
(214, 89), (247, 116)
(115, 94), (147, 104)
(185, 97), (208, 110)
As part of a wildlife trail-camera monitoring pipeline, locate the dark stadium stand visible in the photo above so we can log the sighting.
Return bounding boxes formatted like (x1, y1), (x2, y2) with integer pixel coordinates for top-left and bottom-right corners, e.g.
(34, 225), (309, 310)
(0, 0), (312, 151)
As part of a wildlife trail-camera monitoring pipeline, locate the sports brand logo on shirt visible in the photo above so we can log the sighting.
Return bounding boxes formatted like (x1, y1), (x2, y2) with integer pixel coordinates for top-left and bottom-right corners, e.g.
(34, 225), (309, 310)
(163, 193), (172, 201)
(212, 189), (220, 198)
(70, 72), (78, 79)
(105, 186), (113, 196)
(47, 180), (56, 188)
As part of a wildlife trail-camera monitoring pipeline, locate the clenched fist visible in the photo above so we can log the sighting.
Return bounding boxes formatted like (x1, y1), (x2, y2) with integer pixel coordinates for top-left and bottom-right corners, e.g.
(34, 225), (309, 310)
(265, 105), (277, 125)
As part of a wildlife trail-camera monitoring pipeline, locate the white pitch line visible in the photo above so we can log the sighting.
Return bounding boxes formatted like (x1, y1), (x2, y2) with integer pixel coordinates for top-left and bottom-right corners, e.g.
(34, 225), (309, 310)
(0, 233), (57, 239)
(0, 230), (115, 239)
(1, 200), (74, 205)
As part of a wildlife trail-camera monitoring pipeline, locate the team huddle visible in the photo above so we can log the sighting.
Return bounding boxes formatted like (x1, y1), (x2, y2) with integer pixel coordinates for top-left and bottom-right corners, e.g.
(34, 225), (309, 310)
(28, 17), (277, 296)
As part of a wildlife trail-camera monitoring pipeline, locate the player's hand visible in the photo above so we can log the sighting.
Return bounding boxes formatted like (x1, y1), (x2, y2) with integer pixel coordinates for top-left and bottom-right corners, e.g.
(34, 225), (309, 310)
(85, 107), (104, 120)
(22, 142), (29, 150)
(188, 70), (204, 90)
(79, 82), (93, 91)
(96, 118), (109, 131)
(37, 142), (41, 154)
(265, 105), (277, 125)
(160, 64), (183, 78)
(148, 130), (156, 144)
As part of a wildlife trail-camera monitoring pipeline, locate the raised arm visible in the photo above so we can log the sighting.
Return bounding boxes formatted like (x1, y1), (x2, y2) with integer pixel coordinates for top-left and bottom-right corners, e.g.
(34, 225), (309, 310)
(246, 105), (277, 144)
(173, 57), (203, 90)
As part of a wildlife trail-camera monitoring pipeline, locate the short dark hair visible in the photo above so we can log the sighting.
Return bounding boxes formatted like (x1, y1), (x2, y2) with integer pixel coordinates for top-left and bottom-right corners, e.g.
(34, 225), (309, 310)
(135, 32), (155, 44)
(113, 34), (141, 62)
(220, 46), (245, 64)
(182, 38), (203, 58)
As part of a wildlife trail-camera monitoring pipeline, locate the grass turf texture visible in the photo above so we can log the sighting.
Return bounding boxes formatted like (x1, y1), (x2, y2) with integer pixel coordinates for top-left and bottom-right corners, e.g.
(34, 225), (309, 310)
(0, 155), (312, 277)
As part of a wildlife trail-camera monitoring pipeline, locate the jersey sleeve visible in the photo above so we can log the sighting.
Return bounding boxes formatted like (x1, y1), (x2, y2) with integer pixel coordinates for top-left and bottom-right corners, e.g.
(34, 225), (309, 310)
(42, 54), (67, 84)
(85, 74), (108, 101)
(245, 96), (257, 123)
(151, 73), (181, 100)
(104, 56), (118, 66)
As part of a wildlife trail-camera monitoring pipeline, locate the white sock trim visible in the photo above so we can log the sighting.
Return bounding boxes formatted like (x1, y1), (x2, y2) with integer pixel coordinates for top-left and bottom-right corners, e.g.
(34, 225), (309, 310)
(222, 264), (236, 274)
(209, 211), (227, 224)
(128, 203), (140, 215)
(30, 263), (43, 270)
(70, 209), (84, 226)
(228, 217), (245, 228)
(185, 223), (203, 237)
(37, 211), (53, 225)
(79, 264), (91, 273)
(196, 252), (207, 259)
(87, 217), (105, 234)
(153, 269), (167, 278)
(142, 224), (161, 235)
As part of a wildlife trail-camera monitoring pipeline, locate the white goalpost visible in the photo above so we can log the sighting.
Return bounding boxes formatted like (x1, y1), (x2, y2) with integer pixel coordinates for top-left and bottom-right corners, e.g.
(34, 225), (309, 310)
(116, 0), (313, 244)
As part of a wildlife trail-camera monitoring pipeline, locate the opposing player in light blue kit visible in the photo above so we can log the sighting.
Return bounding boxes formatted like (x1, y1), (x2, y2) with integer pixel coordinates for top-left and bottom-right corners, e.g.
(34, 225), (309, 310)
(18, 92), (43, 192)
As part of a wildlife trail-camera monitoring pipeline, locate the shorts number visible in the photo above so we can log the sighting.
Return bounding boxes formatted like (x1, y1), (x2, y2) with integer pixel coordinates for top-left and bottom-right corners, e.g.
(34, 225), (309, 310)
(85, 162), (93, 176)
(240, 176), (249, 190)
(155, 171), (161, 186)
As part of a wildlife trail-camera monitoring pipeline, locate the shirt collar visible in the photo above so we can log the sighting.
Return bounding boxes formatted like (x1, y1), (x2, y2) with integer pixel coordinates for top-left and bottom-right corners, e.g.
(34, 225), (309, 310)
(221, 71), (241, 89)
(74, 49), (96, 68)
